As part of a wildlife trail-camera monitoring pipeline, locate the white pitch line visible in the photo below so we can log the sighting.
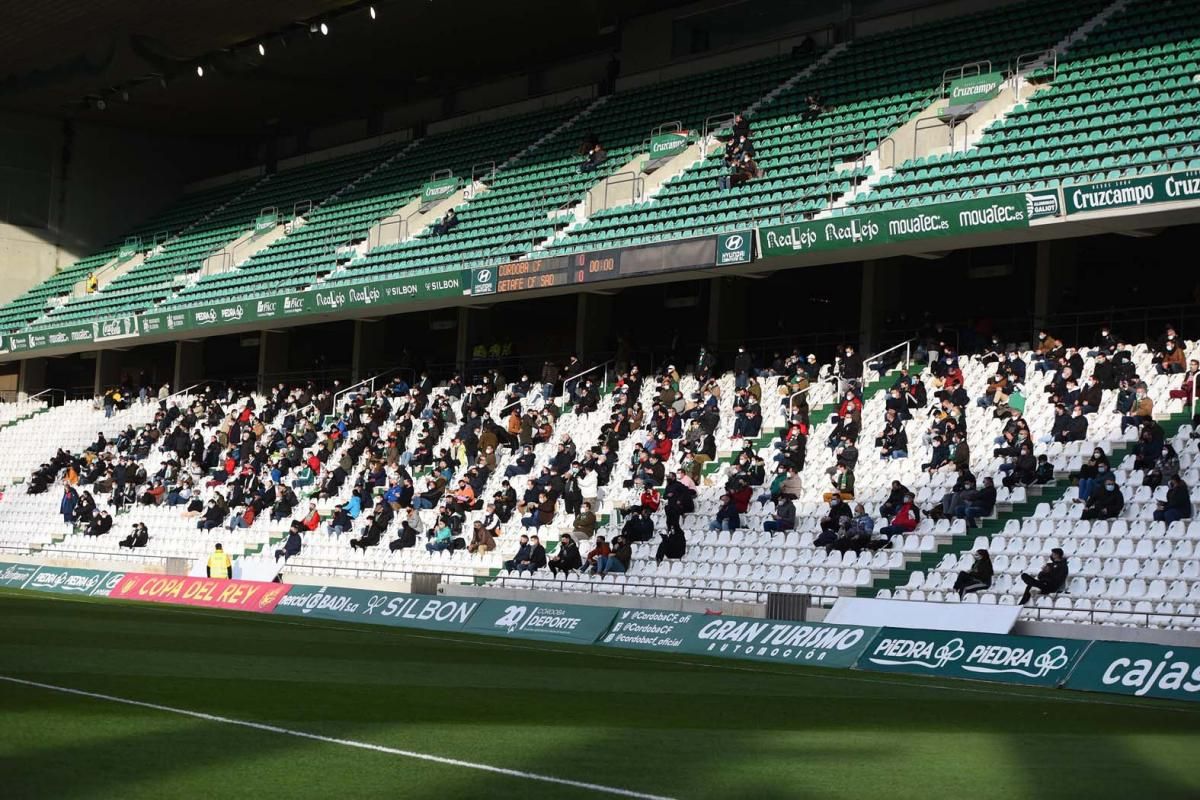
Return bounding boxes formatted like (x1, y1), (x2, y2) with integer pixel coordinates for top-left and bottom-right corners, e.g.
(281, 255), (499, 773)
(0, 674), (677, 800)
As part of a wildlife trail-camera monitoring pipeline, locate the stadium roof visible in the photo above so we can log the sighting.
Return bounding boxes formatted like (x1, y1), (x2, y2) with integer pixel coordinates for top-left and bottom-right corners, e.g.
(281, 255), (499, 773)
(0, 0), (692, 134)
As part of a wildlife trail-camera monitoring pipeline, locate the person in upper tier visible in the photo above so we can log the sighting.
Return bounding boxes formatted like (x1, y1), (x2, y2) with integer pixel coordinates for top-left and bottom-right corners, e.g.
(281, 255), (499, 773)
(432, 208), (459, 235)
(1019, 547), (1069, 605)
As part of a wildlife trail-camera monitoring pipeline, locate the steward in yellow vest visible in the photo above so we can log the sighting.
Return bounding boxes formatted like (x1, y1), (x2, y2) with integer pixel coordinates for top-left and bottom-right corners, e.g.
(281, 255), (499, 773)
(207, 543), (232, 578)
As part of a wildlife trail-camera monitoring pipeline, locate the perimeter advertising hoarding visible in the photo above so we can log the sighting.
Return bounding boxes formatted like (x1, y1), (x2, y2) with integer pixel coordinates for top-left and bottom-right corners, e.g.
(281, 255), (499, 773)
(463, 599), (618, 644)
(857, 628), (1087, 687)
(273, 585), (479, 631)
(1064, 640), (1200, 702)
(600, 609), (875, 668)
(109, 573), (292, 613)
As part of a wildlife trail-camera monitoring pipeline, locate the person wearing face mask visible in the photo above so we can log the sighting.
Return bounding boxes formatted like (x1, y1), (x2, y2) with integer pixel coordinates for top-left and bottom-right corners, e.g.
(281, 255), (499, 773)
(977, 371), (1008, 408)
(1089, 326), (1118, 358)
(1057, 405), (1089, 444)
(1168, 359), (1199, 404)
(1076, 449), (1110, 502)
(1120, 383), (1153, 433)
(1081, 477), (1124, 521)
(1156, 341), (1187, 375)
(838, 345), (863, 390)
(954, 549), (994, 599)
(877, 494), (919, 539)
(1018, 548), (1068, 605)
(1153, 476), (1193, 523)
(1078, 375), (1103, 414)
(1033, 330), (1064, 373)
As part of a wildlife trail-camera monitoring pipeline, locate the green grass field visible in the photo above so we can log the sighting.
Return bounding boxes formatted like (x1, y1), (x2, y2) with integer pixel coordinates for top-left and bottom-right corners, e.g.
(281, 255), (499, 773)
(1, 589), (1199, 799)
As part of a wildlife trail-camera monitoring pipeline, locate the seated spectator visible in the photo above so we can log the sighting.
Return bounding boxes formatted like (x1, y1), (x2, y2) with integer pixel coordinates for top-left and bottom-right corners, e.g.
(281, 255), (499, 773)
(878, 494), (919, 539)
(1019, 547), (1069, 605)
(589, 534), (631, 577)
(118, 521), (148, 549)
(85, 510), (113, 537)
(327, 503), (353, 535)
(802, 91), (825, 119)
(425, 518), (455, 553)
(831, 504), (879, 554)
(815, 496), (852, 545)
(196, 499), (225, 530)
(274, 523), (303, 560)
(876, 420), (908, 460)
(954, 549), (994, 599)
(656, 511), (687, 563)
(521, 491), (555, 530)
(388, 510), (419, 552)
(1076, 449), (1111, 501)
(350, 506), (391, 550)
(1081, 477), (1124, 521)
(505, 445), (536, 478)
(1156, 341), (1186, 375)
(762, 495), (796, 534)
(622, 507), (655, 542)
(549, 534), (583, 576)
(708, 493), (741, 532)
(880, 480), (911, 519)
(953, 477), (997, 529)
(1154, 476), (1193, 523)
(582, 535), (611, 574)
(467, 520), (496, 554)
(1168, 360), (1200, 403)
(504, 534), (546, 573)
(1120, 383), (1153, 434)
(580, 143), (607, 173)
(822, 464), (854, 502)
(432, 208), (459, 235)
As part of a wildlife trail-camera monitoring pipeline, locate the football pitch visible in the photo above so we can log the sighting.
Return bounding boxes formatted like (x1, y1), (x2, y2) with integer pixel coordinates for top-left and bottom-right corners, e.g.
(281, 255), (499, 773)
(1, 589), (1199, 799)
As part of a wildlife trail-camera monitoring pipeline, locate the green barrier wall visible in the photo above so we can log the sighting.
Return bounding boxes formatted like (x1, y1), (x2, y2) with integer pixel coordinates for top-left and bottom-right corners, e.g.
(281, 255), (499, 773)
(464, 599), (618, 644)
(1063, 640), (1200, 702)
(857, 627), (1087, 687)
(273, 585), (480, 631)
(599, 609), (875, 668)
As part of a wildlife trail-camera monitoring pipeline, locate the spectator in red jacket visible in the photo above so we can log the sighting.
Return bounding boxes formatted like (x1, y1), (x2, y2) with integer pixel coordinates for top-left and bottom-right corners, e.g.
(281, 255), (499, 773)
(651, 432), (672, 462)
(729, 481), (752, 513)
(877, 494), (919, 538)
(300, 502), (321, 531)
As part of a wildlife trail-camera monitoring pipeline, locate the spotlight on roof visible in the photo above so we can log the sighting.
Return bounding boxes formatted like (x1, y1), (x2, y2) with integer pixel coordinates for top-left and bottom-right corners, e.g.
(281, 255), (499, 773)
(258, 42), (267, 56)
(369, 5), (377, 19)
(319, 21), (329, 35)
(121, 89), (130, 102)
(196, 65), (205, 77)
(96, 98), (107, 111)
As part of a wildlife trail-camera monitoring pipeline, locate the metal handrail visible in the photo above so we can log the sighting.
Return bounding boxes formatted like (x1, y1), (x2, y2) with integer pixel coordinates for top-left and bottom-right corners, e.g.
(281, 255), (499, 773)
(429, 168), (454, 182)
(878, 136), (898, 171)
(785, 385), (811, 415)
(702, 112), (737, 144)
(912, 116), (951, 161)
(600, 171), (644, 209)
(334, 376), (377, 411)
(1191, 371), (1199, 420)
(293, 199), (313, 218)
(651, 120), (683, 138)
(561, 359), (614, 407)
(863, 339), (913, 379)
(25, 388), (66, 406)
(941, 60), (991, 88)
(370, 215), (408, 249)
(471, 161), (497, 183)
(1013, 49), (1057, 102)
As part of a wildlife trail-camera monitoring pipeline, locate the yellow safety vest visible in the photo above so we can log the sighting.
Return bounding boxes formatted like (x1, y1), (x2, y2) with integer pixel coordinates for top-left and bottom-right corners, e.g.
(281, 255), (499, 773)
(207, 551), (231, 578)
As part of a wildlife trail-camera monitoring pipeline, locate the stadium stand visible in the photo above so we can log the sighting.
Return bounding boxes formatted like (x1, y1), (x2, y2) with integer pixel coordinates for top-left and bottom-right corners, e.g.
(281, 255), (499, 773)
(0, 0), (1196, 639)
